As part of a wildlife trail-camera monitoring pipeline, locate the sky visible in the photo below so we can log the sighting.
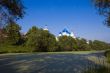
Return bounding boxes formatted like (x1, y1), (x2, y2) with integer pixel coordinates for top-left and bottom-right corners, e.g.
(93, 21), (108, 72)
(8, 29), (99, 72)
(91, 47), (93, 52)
(18, 0), (110, 43)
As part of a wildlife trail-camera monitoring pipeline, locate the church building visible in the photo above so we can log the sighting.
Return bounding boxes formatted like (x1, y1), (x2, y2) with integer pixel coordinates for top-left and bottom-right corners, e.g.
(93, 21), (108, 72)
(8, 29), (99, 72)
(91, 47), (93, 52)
(43, 25), (48, 31)
(43, 25), (76, 39)
(58, 28), (76, 38)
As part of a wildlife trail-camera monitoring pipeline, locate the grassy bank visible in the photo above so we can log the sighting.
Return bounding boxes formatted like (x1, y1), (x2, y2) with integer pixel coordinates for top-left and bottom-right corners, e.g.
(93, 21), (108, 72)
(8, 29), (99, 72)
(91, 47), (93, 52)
(0, 44), (106, 54)
(0, 45), (34, 54)
(0, 51), (101, 55)
(46, 51), (97, 54)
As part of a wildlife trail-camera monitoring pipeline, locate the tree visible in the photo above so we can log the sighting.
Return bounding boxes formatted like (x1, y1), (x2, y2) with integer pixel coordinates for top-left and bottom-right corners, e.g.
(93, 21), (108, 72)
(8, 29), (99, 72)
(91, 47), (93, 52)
(93, 0), (110, 27)
(0, 28), (7, 44)
(4, 23), (21, 45)
(58, 36), (77, 51)
(26, 26), (57, 52)
(91, 40), (110, 50)
(76, 38), (91, 51)
(0, 0), (25, 28)
(42, 31), (57, 52)
(26, 26), (40, 49)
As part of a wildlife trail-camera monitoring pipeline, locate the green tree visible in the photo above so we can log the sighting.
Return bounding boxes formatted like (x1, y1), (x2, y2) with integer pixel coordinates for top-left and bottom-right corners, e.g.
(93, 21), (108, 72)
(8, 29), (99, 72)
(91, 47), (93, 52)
(0, 0), (25, 27)
(91, 40), (110, 50)
(0, 28), (7, 45)
(76, 38), (91, 51)
(4, 23), (21, 45)
(58, 36), (77, 51)
(26, 26), (40, 49)
(26, 26), (57, 52)
(42, 31), (57, 52)
(93, 0), (110, 27)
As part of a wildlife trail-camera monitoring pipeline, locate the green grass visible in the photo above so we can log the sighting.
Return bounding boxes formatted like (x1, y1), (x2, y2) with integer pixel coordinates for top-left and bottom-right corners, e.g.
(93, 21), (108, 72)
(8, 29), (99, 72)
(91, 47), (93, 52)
(0, 45), (34, 54)
(46, 51), (97, 54)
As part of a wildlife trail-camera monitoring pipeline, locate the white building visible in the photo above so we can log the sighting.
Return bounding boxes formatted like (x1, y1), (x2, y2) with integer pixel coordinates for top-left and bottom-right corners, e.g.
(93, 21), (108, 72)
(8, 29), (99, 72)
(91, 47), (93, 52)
(58, 28), (76, 38)
(43, 25), (76, 39)
(43, 25), (48, 31)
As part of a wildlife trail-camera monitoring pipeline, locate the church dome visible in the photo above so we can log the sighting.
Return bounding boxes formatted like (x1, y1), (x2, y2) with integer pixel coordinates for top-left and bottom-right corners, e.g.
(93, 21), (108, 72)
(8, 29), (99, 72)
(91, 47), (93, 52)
(58, 28), (76, 38)
(62, 28), (70, 34)
(43, 25), (48, 31)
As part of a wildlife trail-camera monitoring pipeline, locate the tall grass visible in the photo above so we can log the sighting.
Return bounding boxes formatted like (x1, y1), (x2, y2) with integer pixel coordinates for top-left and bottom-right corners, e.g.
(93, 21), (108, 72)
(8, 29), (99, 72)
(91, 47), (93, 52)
(84, 66), (110, 73)
(84, 54), (110, 73)
(105, 50), (110, 63)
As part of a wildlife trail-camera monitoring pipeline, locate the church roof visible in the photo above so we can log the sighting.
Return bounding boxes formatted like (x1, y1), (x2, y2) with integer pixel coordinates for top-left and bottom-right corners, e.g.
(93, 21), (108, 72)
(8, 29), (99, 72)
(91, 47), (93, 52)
(62, 28), (70, 34)
(58, 28), (76, 38)
(59, 32), (62, 34)
(43, 25), (48, 30)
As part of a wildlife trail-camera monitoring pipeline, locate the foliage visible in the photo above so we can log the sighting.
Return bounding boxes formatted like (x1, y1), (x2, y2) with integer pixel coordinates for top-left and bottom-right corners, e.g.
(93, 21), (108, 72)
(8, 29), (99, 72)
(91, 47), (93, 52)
(93, 0), (110, 27)
(0, 28), (7, 44)
(26, 26), (57, 52)
(76, 38), (92, 51)
(0, 0), (25, 27)
(89, 40), (110, 50)
(0, 25), (110, 53)
(3, 23), (22, 45)
(0, 44), (34, 54)
(58, 36), (77, 51)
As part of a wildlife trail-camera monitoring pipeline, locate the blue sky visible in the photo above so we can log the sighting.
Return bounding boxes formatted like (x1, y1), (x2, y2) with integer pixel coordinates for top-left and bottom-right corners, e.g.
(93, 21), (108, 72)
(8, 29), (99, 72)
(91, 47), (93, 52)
(18, 0), (110, 43)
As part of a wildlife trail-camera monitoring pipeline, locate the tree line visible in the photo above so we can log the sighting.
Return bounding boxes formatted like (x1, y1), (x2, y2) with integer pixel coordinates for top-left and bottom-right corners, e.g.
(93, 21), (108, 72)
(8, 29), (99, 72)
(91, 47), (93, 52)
(0, 0), (110, 53)
(0, 23), (110, 53)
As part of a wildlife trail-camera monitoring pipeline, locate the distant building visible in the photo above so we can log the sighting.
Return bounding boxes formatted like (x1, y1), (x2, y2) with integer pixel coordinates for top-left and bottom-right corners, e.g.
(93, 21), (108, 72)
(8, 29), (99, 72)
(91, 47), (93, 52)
(42, 25), (76, 40)
(58, 28), (76, 38)
(43, 25), (48, 31)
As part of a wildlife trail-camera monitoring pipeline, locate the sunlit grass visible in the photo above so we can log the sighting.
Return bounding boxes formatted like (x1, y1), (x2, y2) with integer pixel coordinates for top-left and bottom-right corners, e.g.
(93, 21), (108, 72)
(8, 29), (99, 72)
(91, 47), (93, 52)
(0, 44), (34, 54)
(47, 51), (97, 54)
(84, 56), (110, 73)
(105, 50), (110, 63)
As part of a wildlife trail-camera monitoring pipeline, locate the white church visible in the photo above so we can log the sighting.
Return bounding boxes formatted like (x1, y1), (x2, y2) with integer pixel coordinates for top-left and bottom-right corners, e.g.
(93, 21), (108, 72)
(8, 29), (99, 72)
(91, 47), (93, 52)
(58, 28), (76, 38)
(43, 25), (90, 44)
(43, 25), (76, 38)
